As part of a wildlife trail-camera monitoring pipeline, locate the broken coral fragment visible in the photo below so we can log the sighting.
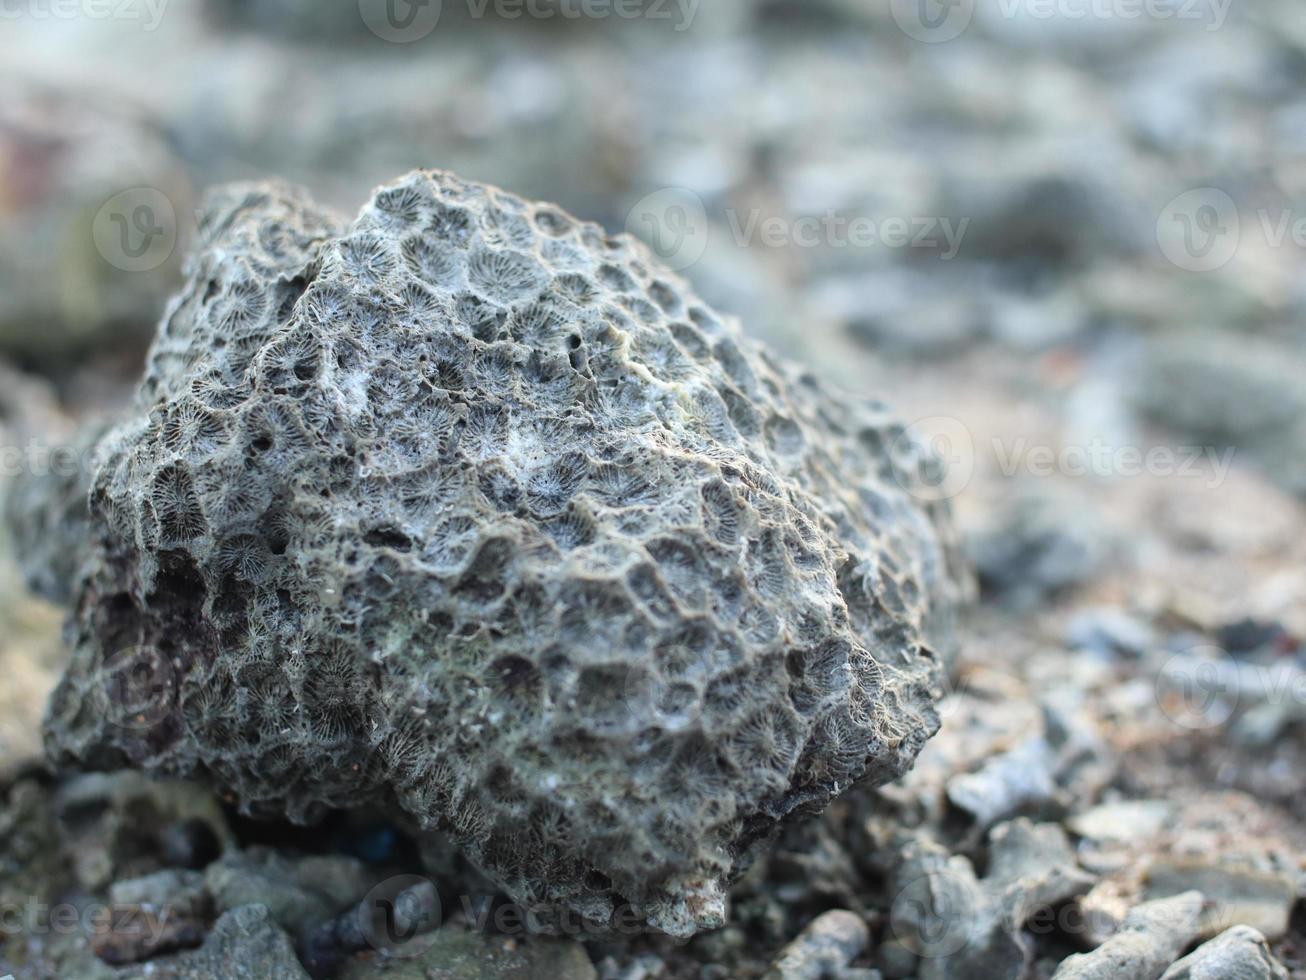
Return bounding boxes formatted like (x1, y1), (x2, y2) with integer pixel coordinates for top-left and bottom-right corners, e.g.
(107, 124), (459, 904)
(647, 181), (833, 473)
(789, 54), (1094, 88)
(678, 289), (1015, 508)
(1050, 891), (1206, 980)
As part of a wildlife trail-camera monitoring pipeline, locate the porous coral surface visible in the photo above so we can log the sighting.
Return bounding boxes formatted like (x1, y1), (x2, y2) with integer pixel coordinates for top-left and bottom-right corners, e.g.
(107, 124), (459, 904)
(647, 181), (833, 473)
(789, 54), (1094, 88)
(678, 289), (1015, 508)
(42, 170), (965, 937)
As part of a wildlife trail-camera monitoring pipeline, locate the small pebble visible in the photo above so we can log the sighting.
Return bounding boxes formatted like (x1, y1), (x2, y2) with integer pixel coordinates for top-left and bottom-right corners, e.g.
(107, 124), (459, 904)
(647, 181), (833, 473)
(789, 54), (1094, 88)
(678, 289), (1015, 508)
(1160, 925), (1289, 979)
(764, 909), (869, 980)
(1051, 891), (1206, 980)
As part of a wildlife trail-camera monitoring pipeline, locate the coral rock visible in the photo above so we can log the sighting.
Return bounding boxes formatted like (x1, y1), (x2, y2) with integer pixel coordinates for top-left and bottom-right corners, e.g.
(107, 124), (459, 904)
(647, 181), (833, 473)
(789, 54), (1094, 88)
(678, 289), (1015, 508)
(32, 170), (965, 936)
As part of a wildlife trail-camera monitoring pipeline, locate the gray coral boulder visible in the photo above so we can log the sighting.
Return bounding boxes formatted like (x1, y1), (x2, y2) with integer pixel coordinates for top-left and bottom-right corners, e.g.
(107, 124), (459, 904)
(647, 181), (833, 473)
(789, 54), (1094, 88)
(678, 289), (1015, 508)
(32, 170), (966, 937)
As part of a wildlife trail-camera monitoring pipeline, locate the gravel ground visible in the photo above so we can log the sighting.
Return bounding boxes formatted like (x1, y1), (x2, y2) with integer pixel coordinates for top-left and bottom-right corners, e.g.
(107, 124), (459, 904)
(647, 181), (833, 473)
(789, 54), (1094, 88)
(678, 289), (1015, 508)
(0, 1), (1303, 977)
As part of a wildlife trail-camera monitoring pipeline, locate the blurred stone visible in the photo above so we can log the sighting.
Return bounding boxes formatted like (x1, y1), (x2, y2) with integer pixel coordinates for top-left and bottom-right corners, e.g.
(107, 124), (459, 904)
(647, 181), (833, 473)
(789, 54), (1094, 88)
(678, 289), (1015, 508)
(92, 882), (209, 965)
(1050, 891), (1206, 980)
(109, 868), (209, 916)
(875, 940), (916, 980)
(4, 417), (112, 605)
(828, 267), (984, 359)
(947, 737), (1059, 831)
(159, 818), (225, 871)
(1120, 33), (1279, 159)
(202, 0), (371, 38)
(0, 83), (190, 369)
(938, 167), (1147, 270)
(1066, 609), (1156, 659)
(1159, 925), (1290, 980)
(0, 365), (68, 776)
(0, 558), (63, 777)
(1214, 618), (1293, 656)
(762, 909), (869, 980)
(1145, 860), (1298, 942)
(206, 848), (372, 935)
(987, 287), (1087, 351)
(986, 819), (1096, 922)
(156, 904), (310, 980)
(204, 0), (696, 39)
(1135, 330), (1306, 497)
(595, 952), (668, 980)
(0, 780), (70, 911)
(914, 692), (1112, 846)
(886, 820), (1094, 980)
(968, 490), (1111, 609)
(53, 773), (233, 894)
(1067, 800), (1174, 845)
(336, 928), (597, 980)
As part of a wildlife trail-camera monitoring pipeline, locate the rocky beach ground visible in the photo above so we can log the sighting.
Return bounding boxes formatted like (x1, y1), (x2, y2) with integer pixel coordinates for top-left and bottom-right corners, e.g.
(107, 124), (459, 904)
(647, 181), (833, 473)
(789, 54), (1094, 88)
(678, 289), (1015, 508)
(1, 1), (1304, 977)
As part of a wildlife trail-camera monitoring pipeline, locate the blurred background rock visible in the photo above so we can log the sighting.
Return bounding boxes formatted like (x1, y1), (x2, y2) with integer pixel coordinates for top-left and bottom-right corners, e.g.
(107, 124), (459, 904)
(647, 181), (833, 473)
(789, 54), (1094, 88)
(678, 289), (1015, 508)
(1, 0), (1303, 477)
(2, 3), (1305, 976)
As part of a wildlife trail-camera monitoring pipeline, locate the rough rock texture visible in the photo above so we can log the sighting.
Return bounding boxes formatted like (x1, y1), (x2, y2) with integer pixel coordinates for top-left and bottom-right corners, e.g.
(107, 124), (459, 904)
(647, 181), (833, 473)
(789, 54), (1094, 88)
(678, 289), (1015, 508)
(1049, 891), (1206, 980)
(884, 820), (1095, 980)
(204, 848), (374, 935)
(157, 904), (311, 980)
(29, 170), (966, 937)
(1159, 925), (1290, 980)
(761, 908), (869, 980)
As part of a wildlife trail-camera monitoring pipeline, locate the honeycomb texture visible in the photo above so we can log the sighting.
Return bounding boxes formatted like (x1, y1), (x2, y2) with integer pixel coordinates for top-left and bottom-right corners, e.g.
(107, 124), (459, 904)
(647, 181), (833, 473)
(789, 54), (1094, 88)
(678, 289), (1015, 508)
(41, 171), (967, 937)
